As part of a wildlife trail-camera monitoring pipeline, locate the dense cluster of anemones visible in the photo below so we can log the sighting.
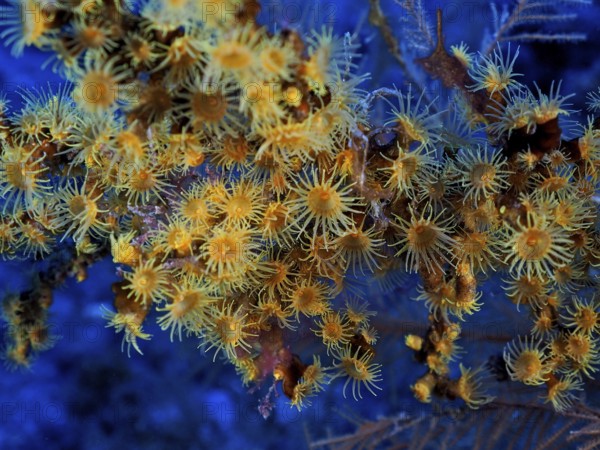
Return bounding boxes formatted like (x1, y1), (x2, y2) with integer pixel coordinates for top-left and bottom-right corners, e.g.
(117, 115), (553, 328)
(0, 0), (598, 414)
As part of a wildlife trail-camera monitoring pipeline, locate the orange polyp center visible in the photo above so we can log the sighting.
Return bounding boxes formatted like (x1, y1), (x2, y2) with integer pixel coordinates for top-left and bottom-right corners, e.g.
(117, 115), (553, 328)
(81, 26), (106, 48)
(554, 266), (572, 284)
(69, 195), (87, 216)
(342, 357), (368, 380)
(409, 222), (437, 247)
(341, 232), (368, 251)
(518, 228), (550, 260)
(298, 288), (316, 306)
(216, 316), (240, 344)
(518, 277), (542, 297)
(7, 164), (26, 189)
(214, 43), (252, 69)
(577, 309), (597, 331)
(82, 72), (115, 108)
(471, 163), (495, 186)
(484, 69), (509, 93)
(227, 195), (252, 220)
(463, 233), (486, 254)
(515, 352), (542, 380)
(171, 300), (190, 318)
(131, 170), (156, 191)
(536, 313), (552, 329)
(223, 136), (249, 162)
(130, 38), (151, 61)
(192, 92), (227, 122)
(395, 156), (417, 179)
(323, 321), (342, 339)
(307, 186), (340, 217)
(135, 269), (158, 293)
(183, 198), (208, 221)
(219, 244), (231, 258)
(568, 335), (590, 357)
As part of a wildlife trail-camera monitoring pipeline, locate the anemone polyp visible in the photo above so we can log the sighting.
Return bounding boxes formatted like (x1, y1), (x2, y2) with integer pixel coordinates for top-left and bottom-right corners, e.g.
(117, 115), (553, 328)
(503, 212), (572, 278)
(288, 169), (361, 244)
(394, 205), (457, 273)
(503, 336), (549, 385)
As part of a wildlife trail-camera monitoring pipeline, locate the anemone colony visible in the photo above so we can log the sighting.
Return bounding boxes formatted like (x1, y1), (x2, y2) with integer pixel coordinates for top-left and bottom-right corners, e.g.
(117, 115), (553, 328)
(0, 0), (599, 414)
